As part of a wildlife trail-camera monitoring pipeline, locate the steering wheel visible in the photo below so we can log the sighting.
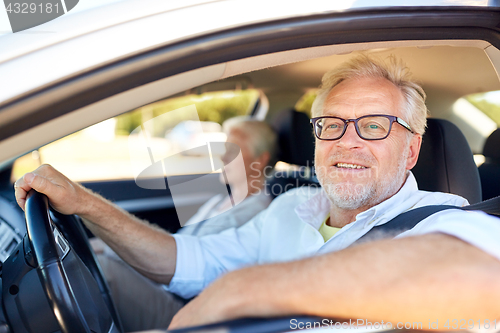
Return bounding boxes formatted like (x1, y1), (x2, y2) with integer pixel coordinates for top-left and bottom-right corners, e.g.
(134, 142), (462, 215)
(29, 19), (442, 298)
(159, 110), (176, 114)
(24, 190), (123, 333)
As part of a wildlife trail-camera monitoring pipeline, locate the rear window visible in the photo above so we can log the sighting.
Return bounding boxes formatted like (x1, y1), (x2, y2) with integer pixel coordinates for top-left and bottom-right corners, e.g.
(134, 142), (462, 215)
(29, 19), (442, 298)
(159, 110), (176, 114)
(458, 92), (500, 164)
(466, 92), (500, 126)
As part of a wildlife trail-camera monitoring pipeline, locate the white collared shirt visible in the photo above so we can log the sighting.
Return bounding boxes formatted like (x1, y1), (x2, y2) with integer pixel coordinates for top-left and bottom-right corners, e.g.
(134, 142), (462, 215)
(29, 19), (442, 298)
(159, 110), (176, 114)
(168, 172), (500, 299)
(176, 191), (272, 237)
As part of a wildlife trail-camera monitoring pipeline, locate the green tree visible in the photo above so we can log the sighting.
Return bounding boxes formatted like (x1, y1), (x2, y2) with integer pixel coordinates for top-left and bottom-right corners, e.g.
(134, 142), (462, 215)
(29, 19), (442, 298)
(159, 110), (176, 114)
(466, 94), (500, 126)
(115, 90), (259, 136)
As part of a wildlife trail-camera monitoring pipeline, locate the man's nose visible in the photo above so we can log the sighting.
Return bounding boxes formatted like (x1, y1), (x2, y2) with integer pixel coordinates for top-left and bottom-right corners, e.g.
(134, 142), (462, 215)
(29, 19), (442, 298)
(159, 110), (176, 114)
(337, 122), (363, 148)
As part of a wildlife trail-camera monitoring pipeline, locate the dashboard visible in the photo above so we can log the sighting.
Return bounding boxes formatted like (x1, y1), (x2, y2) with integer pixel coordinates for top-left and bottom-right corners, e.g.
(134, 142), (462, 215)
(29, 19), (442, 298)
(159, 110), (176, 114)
(0, 219), (21, 264)
(0, 192), (25, 265)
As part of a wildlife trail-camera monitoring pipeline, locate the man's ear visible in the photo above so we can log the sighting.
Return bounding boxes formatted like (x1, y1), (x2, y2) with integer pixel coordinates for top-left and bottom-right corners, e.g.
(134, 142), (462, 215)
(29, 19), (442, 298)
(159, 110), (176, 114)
(406, 134), (422, 170)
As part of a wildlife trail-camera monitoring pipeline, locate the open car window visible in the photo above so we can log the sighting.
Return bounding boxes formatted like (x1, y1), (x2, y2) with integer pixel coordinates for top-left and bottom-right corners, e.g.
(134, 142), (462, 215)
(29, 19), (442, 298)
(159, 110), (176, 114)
(12, 89), (261, 182)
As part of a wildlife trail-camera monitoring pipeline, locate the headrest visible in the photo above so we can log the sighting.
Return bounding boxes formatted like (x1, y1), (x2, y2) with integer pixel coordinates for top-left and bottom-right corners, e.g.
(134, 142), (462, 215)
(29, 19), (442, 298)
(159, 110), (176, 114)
(483, 128), (500, 161)
(412, 118), (482, 204)
(271, 109), (315, 166)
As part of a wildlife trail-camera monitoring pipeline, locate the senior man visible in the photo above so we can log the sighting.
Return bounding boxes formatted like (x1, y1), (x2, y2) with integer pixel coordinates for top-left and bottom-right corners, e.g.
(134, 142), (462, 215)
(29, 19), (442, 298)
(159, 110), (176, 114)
(14, 55), (500, 330)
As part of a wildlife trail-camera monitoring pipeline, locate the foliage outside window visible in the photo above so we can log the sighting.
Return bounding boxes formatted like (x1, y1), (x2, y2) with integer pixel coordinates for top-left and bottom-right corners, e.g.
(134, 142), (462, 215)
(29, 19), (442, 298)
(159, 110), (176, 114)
(466, 93), (500, 126)
(12, 90), (260, 182)
(294, 90), (317, 118)
(116, 90), (259, 136)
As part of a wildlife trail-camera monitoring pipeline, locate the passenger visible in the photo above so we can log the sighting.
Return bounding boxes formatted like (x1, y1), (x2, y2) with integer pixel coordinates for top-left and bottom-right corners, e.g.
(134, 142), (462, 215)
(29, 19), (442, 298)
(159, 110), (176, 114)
(177, 116), (278, 236)
(14, 54), (500, 330)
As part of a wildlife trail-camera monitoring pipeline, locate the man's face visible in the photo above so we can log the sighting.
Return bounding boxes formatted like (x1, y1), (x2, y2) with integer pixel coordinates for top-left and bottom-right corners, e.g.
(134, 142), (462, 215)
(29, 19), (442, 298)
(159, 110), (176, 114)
(314, 77), (421, 210)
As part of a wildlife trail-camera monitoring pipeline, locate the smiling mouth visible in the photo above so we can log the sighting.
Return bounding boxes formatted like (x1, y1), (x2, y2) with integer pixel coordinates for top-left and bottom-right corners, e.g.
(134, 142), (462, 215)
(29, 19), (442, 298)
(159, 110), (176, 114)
(335, 162), (367, 169)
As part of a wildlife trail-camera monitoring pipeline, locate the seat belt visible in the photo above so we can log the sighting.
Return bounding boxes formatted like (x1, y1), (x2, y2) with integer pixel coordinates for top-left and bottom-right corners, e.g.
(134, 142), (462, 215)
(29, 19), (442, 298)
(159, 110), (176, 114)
(353, 195), (500, 245)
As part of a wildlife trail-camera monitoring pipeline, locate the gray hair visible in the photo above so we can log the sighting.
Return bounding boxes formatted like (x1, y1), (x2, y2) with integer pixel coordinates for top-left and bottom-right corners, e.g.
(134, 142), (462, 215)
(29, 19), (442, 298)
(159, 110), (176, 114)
(311, 54), (428, 135)
(223, 116), (278, 166)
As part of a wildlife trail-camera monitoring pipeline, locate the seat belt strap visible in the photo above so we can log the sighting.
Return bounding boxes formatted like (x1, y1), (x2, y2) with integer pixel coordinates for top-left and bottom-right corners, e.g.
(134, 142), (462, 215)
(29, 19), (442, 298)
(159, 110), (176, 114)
(353, 195), (500, 245)
(462, 195), (500, 216)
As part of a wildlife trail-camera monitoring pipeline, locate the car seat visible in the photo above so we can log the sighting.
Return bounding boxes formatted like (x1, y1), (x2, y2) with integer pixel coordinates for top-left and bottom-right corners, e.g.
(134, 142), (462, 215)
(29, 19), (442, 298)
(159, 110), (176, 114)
(478, 128), (500, 201)
(270, 109), (482, 204)
(412, 118), (482, 204)
(268, 109), (319, 198)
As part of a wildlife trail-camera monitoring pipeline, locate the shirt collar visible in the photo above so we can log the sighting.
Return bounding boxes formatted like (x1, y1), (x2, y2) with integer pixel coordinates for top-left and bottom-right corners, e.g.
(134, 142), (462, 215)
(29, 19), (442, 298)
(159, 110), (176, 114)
(294, 172), (420, 229)
(294, 189), (331, 229)
(356, 172), (419, 227)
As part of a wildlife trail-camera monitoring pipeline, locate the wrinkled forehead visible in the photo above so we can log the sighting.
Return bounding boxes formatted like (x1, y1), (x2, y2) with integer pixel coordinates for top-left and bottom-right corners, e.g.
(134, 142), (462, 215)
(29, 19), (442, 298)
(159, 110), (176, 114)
(226, 128), (252, 149)
(323, 77), (404, 117)
(227, 127), (248, 140)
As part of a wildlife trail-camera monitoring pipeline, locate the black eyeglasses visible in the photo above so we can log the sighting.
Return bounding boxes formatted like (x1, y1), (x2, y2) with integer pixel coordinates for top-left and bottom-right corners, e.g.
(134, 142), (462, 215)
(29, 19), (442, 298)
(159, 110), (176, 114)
(310, 114), (413, 141)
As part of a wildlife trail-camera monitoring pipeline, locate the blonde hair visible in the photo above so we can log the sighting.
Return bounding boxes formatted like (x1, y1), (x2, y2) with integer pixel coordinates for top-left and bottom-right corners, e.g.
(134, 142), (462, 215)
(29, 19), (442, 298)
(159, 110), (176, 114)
(311, 54), (428, 135)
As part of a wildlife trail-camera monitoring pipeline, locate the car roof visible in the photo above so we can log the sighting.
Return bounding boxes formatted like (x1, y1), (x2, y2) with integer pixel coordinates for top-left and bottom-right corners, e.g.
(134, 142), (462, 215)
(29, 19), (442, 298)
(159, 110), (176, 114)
(0, 0), (494, 63)
(0, 0), (495, 96)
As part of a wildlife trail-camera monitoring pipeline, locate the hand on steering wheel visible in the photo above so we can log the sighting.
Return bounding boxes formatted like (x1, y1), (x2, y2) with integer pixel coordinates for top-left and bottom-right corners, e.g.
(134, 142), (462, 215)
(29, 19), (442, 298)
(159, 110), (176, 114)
(23, 190), (122, 333)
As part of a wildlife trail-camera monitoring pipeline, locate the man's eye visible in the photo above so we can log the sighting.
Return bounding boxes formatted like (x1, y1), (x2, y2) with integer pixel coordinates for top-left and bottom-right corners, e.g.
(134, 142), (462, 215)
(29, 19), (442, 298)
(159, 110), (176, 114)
(365, 123), (384, 130)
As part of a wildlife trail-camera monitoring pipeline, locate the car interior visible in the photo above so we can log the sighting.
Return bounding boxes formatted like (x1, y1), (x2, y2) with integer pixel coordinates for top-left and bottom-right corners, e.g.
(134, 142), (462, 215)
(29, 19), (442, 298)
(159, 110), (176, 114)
(25, 43), (499, 223)
(1, 34), (500, 332)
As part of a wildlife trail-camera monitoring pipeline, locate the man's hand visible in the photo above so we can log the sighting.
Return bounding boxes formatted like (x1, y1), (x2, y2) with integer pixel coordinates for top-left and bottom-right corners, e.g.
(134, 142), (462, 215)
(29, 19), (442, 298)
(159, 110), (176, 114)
(14, 164), (92, 215)
(169, 267), (277, 329)
(168, 276), (234, 329)
(169, 234), (500, 330)
(14, 164), (178, 284)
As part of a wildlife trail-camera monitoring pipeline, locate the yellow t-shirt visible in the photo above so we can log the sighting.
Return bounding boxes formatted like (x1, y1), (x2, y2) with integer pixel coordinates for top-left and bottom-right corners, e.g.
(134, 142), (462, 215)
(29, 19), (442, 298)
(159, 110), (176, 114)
(318, 214), (341, 242)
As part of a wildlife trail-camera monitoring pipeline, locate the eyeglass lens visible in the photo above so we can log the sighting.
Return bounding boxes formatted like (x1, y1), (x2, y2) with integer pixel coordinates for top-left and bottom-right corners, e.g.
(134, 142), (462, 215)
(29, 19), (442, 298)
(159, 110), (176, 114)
(316, 116), (392, 140)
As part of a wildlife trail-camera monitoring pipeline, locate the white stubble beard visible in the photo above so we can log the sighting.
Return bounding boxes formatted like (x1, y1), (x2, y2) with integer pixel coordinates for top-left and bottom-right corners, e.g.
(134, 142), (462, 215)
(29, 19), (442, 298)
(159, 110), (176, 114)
(316, 151), (408, 210)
